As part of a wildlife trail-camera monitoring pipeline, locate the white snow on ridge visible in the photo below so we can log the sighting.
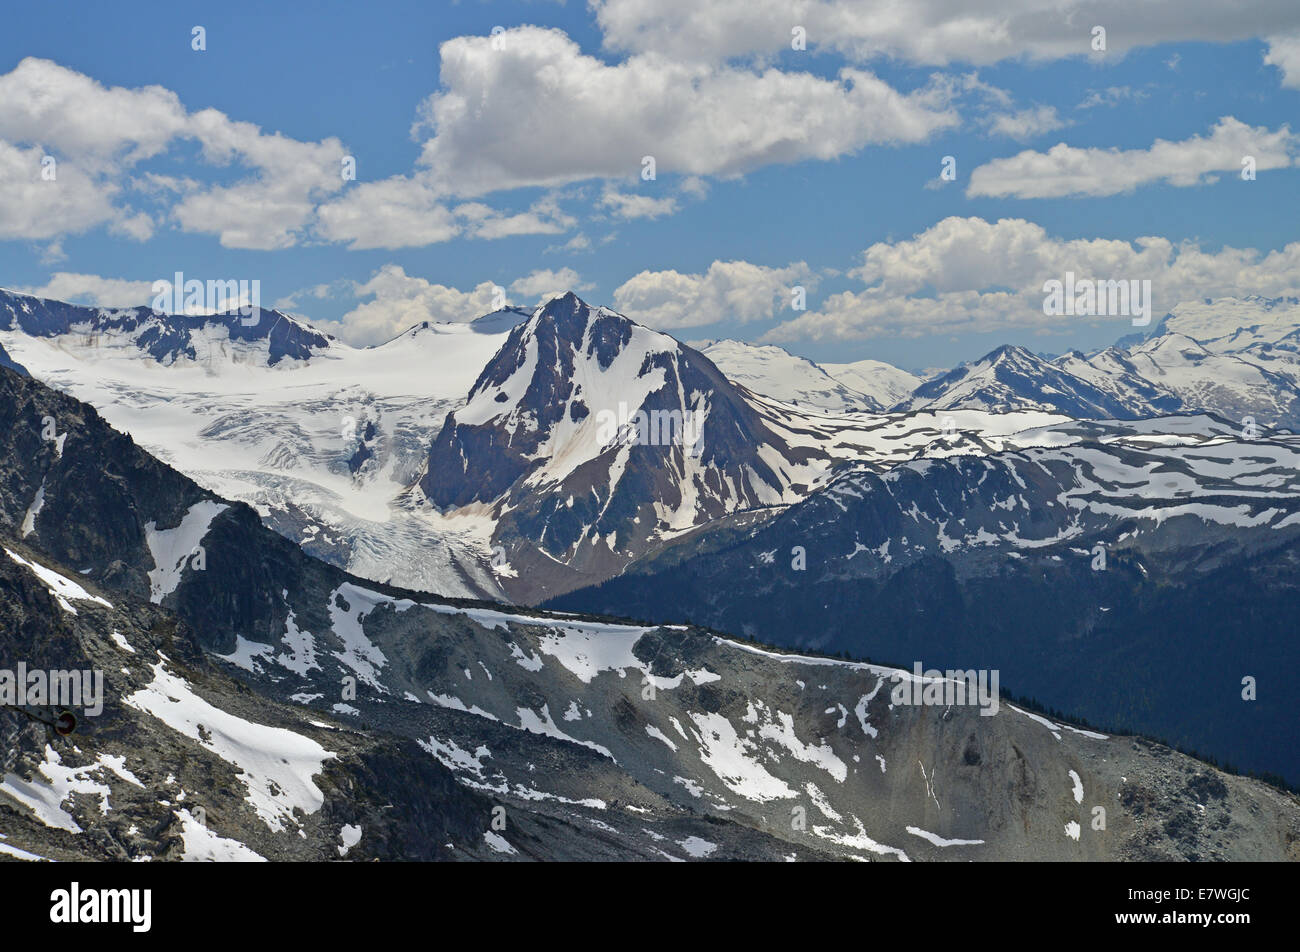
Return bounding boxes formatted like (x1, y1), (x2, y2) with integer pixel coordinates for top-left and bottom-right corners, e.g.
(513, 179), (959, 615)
(688, 711), (797, 802)
(745, 700), (847, 783)
(217, 636), (274, 673)
(484, 831), (518, 855)
(0, 770), (83, 832)
(338, 824), (363, 857)
(175, 808), (266, 862)
(0, 746), (107, 833)
(719, 637), (955, 686)
(821, 358), (923, 409)
(534, 624), (645, 683)
(126, 661), (336, 832)
(427, 692), (499, 721)
(144, 500), (229, 604)
(906, 826), (985, 847)
(646, 725), (679, 751)
(516, 704), (614, 760)
(811, 818), (910, 861)
(327, 583), (408, 688)
(20, 481), (44, 538)
(420, 736), (493, 779)
(277, 611), (321, 676)
(0, 839), (45, 861)
(0, 747), (140, 835)
(3, 548), (112, 614)
(1008, 704), (1063, 740)
(699, 339), (882, 412)
(677, 835), (718, 858)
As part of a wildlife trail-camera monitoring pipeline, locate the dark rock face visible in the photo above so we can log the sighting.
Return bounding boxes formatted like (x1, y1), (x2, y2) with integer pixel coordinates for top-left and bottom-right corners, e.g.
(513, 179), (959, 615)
(0, 544), (506, 862)
(0, 288), (331, 365)
(419, 293), (817, 602)
(0, 363), (311, 652)
(548, 439), (1300, 788)
(5, 361), (1297, 862)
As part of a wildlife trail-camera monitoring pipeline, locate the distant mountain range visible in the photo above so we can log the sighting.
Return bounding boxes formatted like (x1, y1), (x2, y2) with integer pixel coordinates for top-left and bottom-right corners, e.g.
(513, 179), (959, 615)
(0, 287), (1044, 601)
(6, 287), (1300, 606)
(0, 290), (332, 365)
(549, 409), (1300, 785)
(3, 357), (1296, 861)
(707, 296), (1300, 430)
(3, 283), (1300, 860)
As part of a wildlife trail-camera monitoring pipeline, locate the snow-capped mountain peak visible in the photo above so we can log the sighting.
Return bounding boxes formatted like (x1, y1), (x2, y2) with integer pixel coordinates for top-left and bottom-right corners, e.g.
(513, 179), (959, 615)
(818, 358), (922, 410)
(899, 343), (1143, 418)
(1155, 295), (1300, 353)
(418, 292), (812, 600)
(696, 339), (879, 412)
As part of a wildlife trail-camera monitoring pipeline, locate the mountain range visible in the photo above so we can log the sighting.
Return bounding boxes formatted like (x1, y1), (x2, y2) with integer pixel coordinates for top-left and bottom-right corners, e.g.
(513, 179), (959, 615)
(2, 358), (1297, 861)
(7, 289), (1300, 606)
(4, 285), (1300, 808)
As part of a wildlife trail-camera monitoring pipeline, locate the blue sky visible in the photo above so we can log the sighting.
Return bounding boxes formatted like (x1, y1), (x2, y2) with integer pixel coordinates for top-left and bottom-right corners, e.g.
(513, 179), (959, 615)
(1, 0), (1298, 372)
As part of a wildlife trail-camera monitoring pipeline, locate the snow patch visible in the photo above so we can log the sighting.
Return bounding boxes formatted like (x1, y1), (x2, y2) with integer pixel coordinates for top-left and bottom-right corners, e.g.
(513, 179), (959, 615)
(143, 501), (229, 604)
(126, 661), (336, 832)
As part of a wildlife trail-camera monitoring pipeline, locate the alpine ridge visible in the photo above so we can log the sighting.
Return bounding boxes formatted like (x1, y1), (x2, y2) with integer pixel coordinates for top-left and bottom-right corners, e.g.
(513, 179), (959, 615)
(2, 361), (1296, 863)
(417, 292), (822, 602)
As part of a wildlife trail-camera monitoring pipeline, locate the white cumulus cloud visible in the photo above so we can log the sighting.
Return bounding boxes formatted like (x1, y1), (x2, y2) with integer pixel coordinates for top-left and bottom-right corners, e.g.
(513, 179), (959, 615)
(592, 0), (1300, 67)
(16, 272), (157, 308)
(413, 26), (957, 197)
(321, 266), (506, 345)
(967, 117), (1297, 199)
(613, 259), (817, 329)
(762, 216), (1300, 343)
(1264, 32), (1300, 88)
(599, 188), (679, 220)
(509, 268), (593, 303)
